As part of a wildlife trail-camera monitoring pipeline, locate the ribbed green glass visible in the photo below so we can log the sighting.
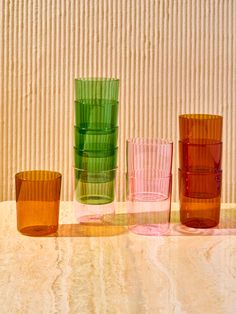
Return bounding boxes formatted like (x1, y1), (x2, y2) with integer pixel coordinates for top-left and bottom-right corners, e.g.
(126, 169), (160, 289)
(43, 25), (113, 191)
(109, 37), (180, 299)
(75, 99), (118, 130)
(74, 147), (118, 171)
(74, 126), (118, 151)
(74, 168), (116, 204)
(75, 78), (119, 101)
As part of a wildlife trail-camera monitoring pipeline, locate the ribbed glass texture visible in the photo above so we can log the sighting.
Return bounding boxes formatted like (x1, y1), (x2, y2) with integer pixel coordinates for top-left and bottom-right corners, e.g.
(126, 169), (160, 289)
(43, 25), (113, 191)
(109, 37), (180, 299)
(74, 168), (116, 205)
(15, 170), (62, 236)
(74, 126), (118, 151)
(126, 138), (173, 236)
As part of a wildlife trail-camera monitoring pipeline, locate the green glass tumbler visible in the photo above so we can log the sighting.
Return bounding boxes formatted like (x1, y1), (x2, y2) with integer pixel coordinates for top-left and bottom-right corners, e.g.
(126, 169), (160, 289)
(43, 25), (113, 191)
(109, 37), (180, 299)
(74, 99), (118, 131)
(74, 126), (118, 151)
(75, 78), (119, 101)
(74, 147), (118, 172)
(74, 168), (117, 204)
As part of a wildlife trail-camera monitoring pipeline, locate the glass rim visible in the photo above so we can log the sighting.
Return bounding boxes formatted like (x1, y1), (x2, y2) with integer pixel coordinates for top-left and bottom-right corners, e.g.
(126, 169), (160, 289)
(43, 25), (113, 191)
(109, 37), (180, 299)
(75, 77), (119, 82)
(74, 146), (118, 154)
(179, 140), (223, 146)
(75, 99), (119, 104)
(179, 114), (223, 120)
(15, 170), (62, 181)
(127, 138), (173, 146)
(178, 168), (222, 175)
(74, 167), (117, 173)
(127, 171), (172, 179)
(74, 125), (118, 134)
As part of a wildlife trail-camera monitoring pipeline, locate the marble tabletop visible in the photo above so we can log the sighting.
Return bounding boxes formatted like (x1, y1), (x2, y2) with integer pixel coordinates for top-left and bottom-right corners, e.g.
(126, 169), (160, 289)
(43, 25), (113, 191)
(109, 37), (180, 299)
(0, 201), (236, 314)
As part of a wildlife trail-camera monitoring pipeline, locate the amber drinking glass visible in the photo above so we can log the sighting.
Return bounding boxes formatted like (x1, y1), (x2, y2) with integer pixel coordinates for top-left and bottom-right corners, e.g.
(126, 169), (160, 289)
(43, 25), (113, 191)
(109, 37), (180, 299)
(179, 114), (223, 144)
(179, 114), (223, 228)
(15, 170), (62, 236)
(179, 141), (222, 172)
(178, 169), (222, 228)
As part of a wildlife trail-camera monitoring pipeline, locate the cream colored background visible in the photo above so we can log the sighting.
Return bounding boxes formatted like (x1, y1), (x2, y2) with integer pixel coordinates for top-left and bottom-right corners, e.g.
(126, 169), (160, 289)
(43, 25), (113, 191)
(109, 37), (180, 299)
(0, 0), (236, 202)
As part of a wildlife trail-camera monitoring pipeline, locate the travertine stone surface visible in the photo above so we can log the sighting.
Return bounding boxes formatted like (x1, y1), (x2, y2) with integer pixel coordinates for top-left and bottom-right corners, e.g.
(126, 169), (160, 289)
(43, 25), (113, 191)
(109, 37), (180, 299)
(0, 202), (236, 314)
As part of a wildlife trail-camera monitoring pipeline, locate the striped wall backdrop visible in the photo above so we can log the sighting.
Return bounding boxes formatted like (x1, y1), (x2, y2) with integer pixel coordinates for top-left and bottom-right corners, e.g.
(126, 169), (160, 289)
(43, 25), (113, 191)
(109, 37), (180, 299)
(0, 0), (236, 202)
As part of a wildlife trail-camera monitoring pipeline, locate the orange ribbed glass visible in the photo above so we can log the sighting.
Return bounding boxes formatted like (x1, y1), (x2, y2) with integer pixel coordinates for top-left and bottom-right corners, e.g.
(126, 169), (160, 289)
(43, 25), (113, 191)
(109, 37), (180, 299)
(179, 114), (223, 144)
(179, 141), (222, 172)
(15, 170), (62, 236)
(178, 169), (222, 228)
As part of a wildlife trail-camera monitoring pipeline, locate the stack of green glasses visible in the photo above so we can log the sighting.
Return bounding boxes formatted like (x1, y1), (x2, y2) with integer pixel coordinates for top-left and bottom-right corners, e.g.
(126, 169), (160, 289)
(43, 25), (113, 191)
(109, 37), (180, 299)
(74, 78), (119, 205)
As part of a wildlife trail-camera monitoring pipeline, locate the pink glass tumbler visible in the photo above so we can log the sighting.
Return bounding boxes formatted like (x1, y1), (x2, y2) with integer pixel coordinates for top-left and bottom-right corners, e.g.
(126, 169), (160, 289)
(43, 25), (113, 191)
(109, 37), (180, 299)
(127, 138), (173, 236)
(127, 138), (173, 176)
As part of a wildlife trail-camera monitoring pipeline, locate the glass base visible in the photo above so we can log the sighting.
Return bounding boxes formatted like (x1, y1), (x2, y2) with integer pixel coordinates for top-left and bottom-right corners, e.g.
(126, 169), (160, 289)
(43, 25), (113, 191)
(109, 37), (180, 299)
(129, 223), (169, 236)
(74, 201), (115, 224)
(18, 225), (58, 236)
(78, 195), (113, 205)
(131, 192), (167, 202)
(180, 195), (220, 228)
(180, 218), (219, 228)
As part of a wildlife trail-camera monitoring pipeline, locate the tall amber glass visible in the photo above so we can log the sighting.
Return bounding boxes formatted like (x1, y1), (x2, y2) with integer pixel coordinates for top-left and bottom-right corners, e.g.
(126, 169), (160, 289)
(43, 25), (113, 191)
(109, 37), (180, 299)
(179, 114), (223, 228)
(15, 170), (62, 236)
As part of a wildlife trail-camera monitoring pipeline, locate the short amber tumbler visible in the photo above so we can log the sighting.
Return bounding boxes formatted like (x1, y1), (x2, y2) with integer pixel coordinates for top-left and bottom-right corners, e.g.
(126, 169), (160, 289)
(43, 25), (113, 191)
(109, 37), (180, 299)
(179, 141), (222, 172)
(15, 170), (62, 236)
(179, 114), (223, 144)
(179, 169), (222, 228)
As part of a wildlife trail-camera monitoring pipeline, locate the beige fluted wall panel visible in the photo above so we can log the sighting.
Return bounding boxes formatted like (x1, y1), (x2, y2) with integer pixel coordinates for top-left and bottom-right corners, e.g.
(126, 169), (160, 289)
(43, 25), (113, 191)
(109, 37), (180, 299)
(0, 0), (236, 201)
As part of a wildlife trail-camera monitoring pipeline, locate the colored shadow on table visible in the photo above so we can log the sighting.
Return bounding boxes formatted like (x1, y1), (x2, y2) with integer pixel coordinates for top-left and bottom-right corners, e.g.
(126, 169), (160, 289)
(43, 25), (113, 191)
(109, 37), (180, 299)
(57, 221), (127, 237)
(56, 205), (236, 237)
(22, 206), (236, 237)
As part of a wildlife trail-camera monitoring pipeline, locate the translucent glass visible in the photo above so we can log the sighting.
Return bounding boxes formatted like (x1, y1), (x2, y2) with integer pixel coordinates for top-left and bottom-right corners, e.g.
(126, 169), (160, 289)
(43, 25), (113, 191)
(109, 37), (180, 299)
(74, 168), (116, 205)
(74, 147), (118, 172)
(74, 126), (118, 151)
(75, 78), (119, 101)
(178, 169), (222, 228)
(179, 141), (222, 172)
(15, 170), (62, 236)
(127, 174), (172, 236)
(179, 114), (223, 144)
(74, 201), (115, 224)
(127, 138), (173, 175)
(126, 138), (173, 236)
(75, 99), (118, 131)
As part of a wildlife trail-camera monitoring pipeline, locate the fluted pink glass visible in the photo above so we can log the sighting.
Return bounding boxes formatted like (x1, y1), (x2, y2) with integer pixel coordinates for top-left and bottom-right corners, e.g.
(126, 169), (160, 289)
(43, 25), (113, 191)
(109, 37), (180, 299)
(127, 170), (170, 201)
(127, 172), (172, 235)
(127, 138), (173, 236)
(127, 138), (173, 175)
